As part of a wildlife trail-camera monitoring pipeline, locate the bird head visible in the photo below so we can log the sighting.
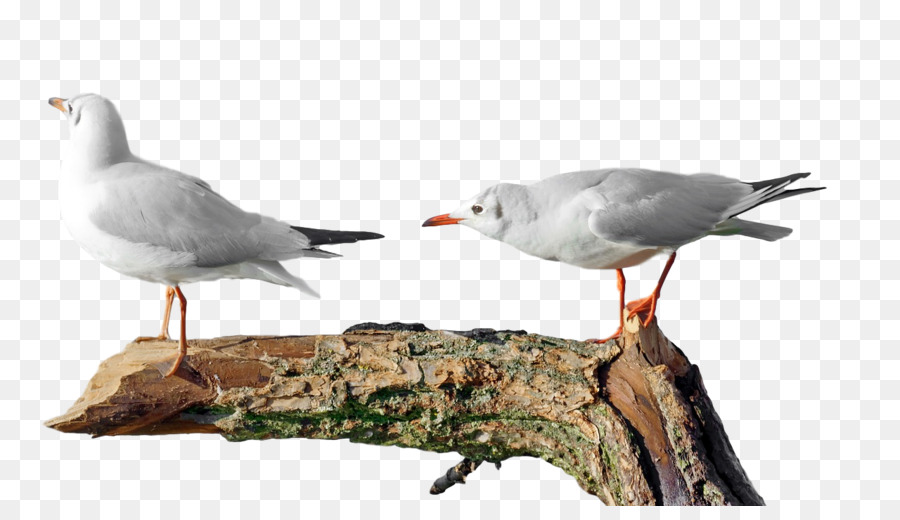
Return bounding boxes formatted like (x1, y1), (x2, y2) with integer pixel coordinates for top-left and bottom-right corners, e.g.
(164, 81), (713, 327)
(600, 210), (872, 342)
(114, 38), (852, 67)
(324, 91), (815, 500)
(422, 183), (528, 240)
(48, 94), (131, 167)
(49, 93), (118, 129)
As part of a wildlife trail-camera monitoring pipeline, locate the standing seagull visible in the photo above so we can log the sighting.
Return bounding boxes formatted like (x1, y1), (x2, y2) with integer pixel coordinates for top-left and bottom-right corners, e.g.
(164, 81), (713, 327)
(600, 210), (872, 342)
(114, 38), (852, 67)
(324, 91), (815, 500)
(423, 168), (823, 341)
(49, 94), (383, 376)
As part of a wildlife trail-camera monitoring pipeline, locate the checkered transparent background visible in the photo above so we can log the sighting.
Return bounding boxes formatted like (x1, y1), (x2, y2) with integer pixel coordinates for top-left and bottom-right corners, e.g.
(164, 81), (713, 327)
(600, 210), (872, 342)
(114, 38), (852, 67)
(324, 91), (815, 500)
(1, 1), (897, 518)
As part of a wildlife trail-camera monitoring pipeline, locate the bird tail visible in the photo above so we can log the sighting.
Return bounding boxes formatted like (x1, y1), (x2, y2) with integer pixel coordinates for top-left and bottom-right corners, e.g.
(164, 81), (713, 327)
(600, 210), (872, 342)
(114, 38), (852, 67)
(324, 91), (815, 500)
(710, 218), (793, 242)
(291, 226), (384, 246)
(725, 172), (825, 219)
(246, 260), (320, 298)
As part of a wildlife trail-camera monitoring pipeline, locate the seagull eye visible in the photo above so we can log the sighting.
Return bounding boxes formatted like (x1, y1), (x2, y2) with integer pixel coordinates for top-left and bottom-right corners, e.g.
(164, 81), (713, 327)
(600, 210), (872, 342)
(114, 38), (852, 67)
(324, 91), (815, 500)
(67, 103), (73, 113)
(472, 204), (484, 215)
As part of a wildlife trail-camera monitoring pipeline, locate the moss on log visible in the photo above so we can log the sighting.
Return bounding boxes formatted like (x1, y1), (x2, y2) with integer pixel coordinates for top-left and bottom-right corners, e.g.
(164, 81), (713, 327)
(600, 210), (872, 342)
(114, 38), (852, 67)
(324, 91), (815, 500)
(46, 315), (764, 506)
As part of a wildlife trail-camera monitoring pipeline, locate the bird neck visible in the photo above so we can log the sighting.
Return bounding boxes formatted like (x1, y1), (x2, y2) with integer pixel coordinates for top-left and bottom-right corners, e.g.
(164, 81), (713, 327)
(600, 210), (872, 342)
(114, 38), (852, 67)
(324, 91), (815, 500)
(489, 185), (538, 241)
(67, 118), (132, 172)
(494, 185), (561, 260)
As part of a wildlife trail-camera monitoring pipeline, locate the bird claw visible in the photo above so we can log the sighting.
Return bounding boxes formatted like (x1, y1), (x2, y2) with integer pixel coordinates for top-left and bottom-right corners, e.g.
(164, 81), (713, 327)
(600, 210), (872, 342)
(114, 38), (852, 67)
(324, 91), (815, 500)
(150, 349), (187, 378)
(626, 296), (657, 325)
(165, 348), (187, 377)
(586, 327), (622, 344)
(134, 334), (172, 343)
(625, 296), (652, 315)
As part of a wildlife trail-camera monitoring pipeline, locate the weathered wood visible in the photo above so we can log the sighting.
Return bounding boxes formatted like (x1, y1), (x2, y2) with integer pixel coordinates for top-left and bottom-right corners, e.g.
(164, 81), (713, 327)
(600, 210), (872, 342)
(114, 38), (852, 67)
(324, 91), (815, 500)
(46, 316), (763, 506)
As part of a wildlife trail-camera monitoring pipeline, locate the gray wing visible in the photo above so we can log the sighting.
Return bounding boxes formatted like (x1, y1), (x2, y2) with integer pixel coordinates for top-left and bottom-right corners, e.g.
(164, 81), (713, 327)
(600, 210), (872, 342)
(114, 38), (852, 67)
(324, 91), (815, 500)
(91, 161), (311, 267)
(581, 169), (753, 247)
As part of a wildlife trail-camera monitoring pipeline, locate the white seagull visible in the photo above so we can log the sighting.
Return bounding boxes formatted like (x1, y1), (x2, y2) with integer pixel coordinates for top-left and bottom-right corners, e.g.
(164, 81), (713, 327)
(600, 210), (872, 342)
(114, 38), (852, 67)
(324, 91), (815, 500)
(49, 94), (383, 376)
(423, 168), (823, 341)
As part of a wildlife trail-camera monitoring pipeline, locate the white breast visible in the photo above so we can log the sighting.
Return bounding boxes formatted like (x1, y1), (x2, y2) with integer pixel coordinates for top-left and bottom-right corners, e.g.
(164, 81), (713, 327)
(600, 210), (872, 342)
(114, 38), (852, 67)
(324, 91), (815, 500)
(502, 202), (663, 270)
(58, 173), (198, 284)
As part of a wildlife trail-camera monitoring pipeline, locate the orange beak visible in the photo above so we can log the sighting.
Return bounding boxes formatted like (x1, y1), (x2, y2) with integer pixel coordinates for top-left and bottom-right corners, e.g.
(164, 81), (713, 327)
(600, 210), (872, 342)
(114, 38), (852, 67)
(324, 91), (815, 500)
(48, 97), (68, 113)
(422, 213), (463, 227)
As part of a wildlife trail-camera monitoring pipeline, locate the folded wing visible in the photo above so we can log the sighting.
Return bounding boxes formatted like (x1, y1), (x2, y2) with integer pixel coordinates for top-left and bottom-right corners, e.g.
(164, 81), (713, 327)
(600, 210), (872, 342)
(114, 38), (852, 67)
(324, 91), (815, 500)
(89, 161), (313, 267)
(583, 169), (751, 248)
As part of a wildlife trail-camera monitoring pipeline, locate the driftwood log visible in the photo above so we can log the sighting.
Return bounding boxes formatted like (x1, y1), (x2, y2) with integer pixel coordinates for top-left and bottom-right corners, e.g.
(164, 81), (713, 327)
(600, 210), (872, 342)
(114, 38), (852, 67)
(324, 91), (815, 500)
(46, 315), (764, 506)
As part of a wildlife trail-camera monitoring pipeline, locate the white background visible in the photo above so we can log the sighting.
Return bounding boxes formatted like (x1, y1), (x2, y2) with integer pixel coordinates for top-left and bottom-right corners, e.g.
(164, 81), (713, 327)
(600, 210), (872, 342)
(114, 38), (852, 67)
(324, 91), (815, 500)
(2, 1), (896, 518)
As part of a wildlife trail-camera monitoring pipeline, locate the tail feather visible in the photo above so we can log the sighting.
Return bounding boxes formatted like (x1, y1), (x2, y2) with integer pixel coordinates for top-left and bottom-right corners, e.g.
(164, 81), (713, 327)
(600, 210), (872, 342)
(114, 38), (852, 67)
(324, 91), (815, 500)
(711, 218), (793, 242)
(247, 260), (320, 298)
(291, 226), (384, 246)
(727, 172), (825, 219)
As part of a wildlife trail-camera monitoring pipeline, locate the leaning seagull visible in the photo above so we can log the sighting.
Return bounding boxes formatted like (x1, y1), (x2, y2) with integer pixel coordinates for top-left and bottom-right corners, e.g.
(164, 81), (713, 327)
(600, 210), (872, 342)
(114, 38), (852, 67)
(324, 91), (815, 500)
(423, 168), (823, 341)
(49, 94), (383, 376)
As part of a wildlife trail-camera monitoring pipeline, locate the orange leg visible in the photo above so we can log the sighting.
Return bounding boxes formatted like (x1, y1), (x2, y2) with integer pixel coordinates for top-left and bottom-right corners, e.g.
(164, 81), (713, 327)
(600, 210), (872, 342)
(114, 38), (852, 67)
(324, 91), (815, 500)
(164, 286), (188, 378)
(626, 251), (677, 327)
(588, 268), (626, 343)
(135, 286), (175, 342)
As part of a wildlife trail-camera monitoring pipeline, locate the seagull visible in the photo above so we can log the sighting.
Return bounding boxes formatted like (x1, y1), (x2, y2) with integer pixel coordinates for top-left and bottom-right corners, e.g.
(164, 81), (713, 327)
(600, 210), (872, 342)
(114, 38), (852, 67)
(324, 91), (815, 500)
(48, 94), (384, 376)
(423, 168), (823, 342)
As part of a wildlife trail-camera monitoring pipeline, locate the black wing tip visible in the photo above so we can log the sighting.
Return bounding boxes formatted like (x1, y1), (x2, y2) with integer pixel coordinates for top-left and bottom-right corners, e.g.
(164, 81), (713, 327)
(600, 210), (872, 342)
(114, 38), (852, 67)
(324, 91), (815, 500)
(290, 225), (384, 246)
(728, 174), (823, 219)
(745, 172), (814, 191)
(766, 185), (826, 204)
(777, 174), (825, 193)
(331, 231), (384, 242)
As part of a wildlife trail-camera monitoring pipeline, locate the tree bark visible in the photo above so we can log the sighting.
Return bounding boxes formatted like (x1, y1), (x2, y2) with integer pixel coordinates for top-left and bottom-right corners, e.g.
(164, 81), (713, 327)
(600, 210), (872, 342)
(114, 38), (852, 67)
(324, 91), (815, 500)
(46, 315), (764, 506)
